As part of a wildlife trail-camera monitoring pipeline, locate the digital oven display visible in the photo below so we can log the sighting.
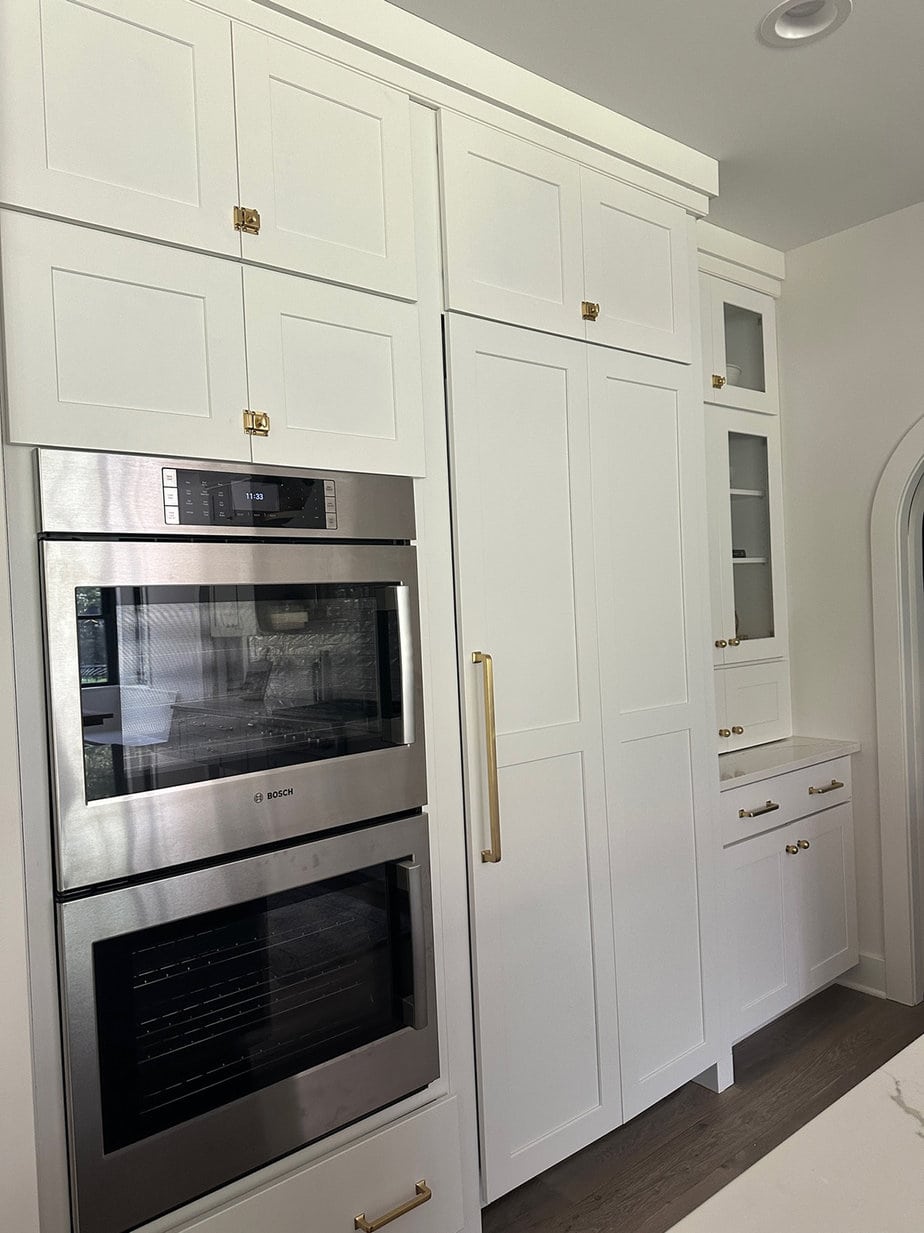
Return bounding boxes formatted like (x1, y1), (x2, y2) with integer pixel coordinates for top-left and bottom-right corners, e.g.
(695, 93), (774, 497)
(164, 469), (337, 530)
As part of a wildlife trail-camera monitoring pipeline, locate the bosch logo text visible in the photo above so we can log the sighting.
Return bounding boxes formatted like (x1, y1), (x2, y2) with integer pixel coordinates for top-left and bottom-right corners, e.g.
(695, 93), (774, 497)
(254, 788), (294, 803)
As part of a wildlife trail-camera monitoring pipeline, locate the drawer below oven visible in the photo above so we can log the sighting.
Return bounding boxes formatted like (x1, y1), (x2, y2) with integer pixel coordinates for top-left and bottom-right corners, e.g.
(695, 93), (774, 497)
(183, 1097), (465, 1233)
(721, 756), (852, 846)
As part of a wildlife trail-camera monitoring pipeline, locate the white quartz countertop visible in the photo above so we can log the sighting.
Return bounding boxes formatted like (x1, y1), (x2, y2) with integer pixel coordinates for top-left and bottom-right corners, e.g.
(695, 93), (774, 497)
(669, 1032), (924, 1233)
(719, 736), (860, 791)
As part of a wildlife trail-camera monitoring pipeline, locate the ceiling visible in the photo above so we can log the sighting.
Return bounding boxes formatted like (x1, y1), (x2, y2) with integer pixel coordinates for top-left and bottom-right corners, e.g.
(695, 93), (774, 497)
(385, 0), (924, 251)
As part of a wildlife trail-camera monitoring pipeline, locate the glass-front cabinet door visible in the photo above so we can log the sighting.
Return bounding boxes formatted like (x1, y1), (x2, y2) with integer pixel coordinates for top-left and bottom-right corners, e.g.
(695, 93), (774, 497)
(701, 275), (779, 414)
(707, 409), (788, 666)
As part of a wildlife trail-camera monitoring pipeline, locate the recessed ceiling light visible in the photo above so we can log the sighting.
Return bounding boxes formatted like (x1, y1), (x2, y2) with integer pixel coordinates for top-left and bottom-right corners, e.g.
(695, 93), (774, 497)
(758, 0), (853, 47)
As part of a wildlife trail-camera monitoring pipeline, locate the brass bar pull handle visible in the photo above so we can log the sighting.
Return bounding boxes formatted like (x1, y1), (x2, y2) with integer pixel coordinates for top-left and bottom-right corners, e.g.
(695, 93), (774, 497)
(472, 651), (501, 863)
(808, 779), (845, 795)
(739, 800), (780, 819)
(355, 1181), (432, 1232)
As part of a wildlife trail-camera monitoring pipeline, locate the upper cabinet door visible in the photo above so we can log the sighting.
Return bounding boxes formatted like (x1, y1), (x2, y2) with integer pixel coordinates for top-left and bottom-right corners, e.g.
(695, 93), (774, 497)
(702, 276), (780, 413)
(233, 27), (417, 299)
(243, 266), (425, 475)
(1, 212), (249, 461)
(0, 0), (239, 255)
(439, 112), (585, 339)
(580, 169), (691, 362)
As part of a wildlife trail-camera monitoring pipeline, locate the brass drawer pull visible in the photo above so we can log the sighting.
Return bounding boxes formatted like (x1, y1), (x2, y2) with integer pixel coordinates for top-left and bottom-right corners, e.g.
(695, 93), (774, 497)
(785, 844), (799, 855)
(739, 800), (780, 819)
(797, 839), (811, 850)
(808, 779), (845, 795)
(355, 1181), (432, 1232)
(472, 652), (501, 863)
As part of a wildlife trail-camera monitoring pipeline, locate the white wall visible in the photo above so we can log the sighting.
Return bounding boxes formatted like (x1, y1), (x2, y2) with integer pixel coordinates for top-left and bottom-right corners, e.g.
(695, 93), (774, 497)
(781, 201), (924, 991)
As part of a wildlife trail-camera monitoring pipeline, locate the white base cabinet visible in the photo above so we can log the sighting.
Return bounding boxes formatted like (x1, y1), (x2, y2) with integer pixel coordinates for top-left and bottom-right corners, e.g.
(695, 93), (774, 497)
(723, 756), (858, 1043)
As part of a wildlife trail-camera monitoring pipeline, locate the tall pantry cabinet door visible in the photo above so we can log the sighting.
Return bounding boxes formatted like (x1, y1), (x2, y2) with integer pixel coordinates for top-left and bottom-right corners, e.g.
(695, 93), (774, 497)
(446, 316), (621, 1202)
(243, 267), (425, 475)
(579, 169), (691, 361)
(233, 26), (417, 298)
(796, 803), (858, 995)
(439, 112), (585, 339)
(0, 212), (249, 461)
(0, 0), (239, 255)
(587, 347), (721, 1119)
(724, 826), (802, 1041)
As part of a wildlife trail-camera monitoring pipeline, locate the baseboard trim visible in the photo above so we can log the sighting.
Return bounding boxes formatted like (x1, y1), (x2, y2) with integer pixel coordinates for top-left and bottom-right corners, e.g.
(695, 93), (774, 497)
(838, 952), (887, 999)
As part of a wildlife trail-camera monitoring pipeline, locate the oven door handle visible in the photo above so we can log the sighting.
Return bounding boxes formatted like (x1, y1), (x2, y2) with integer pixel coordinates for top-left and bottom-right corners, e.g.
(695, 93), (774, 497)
(380, 583), (416, 746)
(397, 859), (429, 1031)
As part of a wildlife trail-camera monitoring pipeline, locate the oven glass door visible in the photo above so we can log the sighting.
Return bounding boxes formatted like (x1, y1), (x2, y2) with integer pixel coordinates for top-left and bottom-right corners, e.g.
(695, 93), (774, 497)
(43, 541), (426, 890)
(59, 814), (438, 1233)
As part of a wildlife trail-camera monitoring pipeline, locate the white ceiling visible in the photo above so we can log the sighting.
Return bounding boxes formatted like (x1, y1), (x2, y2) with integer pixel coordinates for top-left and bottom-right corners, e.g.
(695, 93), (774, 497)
(386, 0), (924, 251)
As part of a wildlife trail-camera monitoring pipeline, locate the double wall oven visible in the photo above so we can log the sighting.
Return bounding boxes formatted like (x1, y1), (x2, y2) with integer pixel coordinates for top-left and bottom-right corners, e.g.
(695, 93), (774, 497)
(38, 451), (438, 1233)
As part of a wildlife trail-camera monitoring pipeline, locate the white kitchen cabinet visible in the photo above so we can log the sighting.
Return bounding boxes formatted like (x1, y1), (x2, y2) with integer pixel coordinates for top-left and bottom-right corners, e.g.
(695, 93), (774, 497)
(181, 1098), (464, 1233)
(243, 266), (425, 475)
(716, 660), (792, 752)
(446, 316), (622, 1201)
(233, 26), (417, 299)
(0, 0), (239, 256)
(439, 112), (691, 360)
(587, 345), (719, 1117)
(723, 755), (858, 1043)
(580, 168), (691, 361)
(0, 211), (249, 462)
(701, 276), (779, 413)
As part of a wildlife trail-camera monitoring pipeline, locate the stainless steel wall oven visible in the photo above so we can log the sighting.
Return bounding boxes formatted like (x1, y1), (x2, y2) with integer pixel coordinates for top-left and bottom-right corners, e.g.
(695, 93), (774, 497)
(37, 451), (438, 1233)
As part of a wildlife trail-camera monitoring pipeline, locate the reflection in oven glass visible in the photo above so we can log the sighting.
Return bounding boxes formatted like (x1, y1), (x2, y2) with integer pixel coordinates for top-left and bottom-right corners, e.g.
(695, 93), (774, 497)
(94, 864), (414, 1152)
(75, 584), (406, 802)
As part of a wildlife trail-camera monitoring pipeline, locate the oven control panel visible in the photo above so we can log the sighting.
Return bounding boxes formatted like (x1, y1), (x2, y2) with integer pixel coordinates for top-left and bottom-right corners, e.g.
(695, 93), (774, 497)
(162, 468), (337, 530)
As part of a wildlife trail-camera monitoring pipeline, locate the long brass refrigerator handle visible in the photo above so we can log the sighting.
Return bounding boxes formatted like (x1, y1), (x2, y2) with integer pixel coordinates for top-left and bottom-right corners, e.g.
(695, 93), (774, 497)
(472, 651), (502, 863)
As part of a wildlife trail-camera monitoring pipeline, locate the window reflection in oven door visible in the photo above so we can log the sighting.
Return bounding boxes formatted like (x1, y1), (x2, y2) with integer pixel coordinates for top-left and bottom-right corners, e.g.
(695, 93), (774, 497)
(42, 539), (426, 890)
(58, 813), (438, 1233)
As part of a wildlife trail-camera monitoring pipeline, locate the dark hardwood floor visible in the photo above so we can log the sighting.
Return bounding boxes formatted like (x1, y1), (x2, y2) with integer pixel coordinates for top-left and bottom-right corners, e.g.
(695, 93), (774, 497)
(482, 985), (924, 1233)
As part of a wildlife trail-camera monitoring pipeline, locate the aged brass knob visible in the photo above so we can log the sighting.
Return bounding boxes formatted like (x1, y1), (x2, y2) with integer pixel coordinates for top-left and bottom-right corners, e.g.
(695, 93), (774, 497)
(797, 839), (811, 850)
(731, 725), (745, 735)
(785, 844), (799, 855)
(712, 374), (727, 389)
(715, 639), (728, 648)
(718, 729), (731, 738)
(728, 638), (741, 647)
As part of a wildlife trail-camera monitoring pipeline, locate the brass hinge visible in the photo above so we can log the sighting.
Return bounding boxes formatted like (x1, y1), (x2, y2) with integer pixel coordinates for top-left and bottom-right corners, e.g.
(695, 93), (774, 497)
(581, 300), (600, 321)
(233, 205), (261, 235)
(243, 409), (270, 437)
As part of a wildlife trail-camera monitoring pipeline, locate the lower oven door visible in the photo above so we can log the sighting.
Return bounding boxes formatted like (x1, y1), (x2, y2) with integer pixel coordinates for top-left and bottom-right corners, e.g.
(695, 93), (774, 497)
(58, 813), (438, 1233)
(42, 538), (425, 890)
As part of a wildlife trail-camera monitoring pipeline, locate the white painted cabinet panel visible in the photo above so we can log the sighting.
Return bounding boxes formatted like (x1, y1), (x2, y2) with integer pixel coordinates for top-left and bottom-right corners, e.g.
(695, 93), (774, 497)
(796, 804), (858, 995)
(446, 316), (621, 1202)
(580, 169), (691, 360)
(0, 0), (239, 255)
(243, 267), (425, 475)
(724, 827), (801, 1042)
(587, 347), (719, 1118)
(717, 660), (792, 753)
(440, 113), (586, 340)
(0, 212), (249, 461)
(233, 27), (417, 298)
(184, 1098), (464, 1233)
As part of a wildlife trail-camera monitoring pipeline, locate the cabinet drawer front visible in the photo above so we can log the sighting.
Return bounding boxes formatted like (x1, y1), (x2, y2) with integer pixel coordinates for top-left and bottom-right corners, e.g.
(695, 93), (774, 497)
(186, 1099), (464, 1233)
(721, 756), (853, 846)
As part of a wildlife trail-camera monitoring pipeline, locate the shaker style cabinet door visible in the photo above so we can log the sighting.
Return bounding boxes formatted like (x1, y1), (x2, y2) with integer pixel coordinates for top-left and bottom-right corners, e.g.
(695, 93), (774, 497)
(724, 826), (801, 1042)
(580, 169), (691, 361)
(0, 0), (239, 255)
(718, 661), (792, 752)
(439, 112), (585, 339)
(0, 212), (249, 460)
(795, 804), (858, 995)
(233, 26), (417, 299)
(243, 267), (425, 475)
(702, 276), (780, 413)
(445, 316), (621, 1202)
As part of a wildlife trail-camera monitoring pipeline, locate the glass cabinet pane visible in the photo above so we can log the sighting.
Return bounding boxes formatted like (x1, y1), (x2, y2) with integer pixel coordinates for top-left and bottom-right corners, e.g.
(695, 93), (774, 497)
(723, 301), (767, 394)
(728, 432), (774, 643)
(76, 582), (408, 802)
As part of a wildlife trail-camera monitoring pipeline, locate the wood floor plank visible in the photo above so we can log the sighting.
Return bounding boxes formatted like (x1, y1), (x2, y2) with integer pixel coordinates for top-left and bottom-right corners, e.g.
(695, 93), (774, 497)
(481, 986), (924, 1233)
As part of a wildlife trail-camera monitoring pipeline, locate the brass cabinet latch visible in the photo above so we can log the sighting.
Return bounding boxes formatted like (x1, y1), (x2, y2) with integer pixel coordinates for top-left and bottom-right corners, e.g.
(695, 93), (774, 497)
(582, 300), (600, 321)
(233, 205), (261, 234)
(712, 373), (727, 389)
(243, 409), (270, 437)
